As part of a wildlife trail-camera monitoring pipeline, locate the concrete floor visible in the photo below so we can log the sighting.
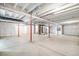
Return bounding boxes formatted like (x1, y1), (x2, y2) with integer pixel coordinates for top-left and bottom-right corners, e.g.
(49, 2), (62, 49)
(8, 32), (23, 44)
(0, 34), (79, 56)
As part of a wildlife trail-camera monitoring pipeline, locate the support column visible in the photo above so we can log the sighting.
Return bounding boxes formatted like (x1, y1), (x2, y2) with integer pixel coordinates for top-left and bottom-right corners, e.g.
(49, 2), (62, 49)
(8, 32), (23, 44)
(30, 14), (32, 42)
(34, 24), (36, 34)
(41, 25), (43, 33)
(62, 25), (64, 35)
(57, 25), (58, 35)
(38, 24), (41, 34)
(18, 24), (20, 37)
(48, 24), (50, 38)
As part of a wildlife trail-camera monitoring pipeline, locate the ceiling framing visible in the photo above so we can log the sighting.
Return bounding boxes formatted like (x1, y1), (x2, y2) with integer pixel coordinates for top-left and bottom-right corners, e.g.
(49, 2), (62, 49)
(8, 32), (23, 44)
(0, 3), (79, 25)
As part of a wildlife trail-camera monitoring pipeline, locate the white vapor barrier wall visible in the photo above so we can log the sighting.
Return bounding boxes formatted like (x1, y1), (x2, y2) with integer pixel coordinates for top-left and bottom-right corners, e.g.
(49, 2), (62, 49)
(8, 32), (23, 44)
(0, 22), (30, 37)
(0, 22), (18, 36)
(57, 25), (62, 35)
(51, 24), (58, 35)
(43, 26), (47, 34)
(51, 24), (62, 35)
(19, 24), (27, 36)
(36, 25), (38, 34)
(63, 23), (79, 36)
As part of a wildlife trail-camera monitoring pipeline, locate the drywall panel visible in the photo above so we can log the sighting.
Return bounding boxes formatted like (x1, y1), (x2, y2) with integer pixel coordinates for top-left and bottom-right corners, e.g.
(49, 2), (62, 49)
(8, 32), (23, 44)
(63, 23), (79, 36)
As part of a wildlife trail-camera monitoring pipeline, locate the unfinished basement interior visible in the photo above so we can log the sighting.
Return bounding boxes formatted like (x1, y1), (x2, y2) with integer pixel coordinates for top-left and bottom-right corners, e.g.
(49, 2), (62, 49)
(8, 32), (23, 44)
(0, 3), (79, 56)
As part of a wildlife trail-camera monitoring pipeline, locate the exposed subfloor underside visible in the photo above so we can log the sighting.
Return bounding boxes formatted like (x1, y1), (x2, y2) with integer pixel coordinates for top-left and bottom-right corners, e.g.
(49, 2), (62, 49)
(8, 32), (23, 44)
(0, 34), (79, 56)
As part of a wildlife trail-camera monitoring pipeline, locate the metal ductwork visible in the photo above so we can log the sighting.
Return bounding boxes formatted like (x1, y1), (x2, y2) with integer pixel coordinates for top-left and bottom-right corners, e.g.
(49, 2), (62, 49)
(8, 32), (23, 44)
(0, 15), (24, 22)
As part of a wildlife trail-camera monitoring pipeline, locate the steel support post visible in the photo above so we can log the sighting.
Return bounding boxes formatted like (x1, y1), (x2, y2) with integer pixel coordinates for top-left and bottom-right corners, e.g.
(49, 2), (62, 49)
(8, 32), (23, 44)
(30, 14), (32, 42)
(18, 24), (20, 37)
(48, 24), (50, 38)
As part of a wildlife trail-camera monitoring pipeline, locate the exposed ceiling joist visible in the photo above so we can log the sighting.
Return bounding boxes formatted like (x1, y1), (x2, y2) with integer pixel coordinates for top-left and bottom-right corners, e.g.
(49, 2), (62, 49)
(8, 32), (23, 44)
(3, 3), (5, 6)
(53, 4), (79, 15)
(21, 4), (29, 11)
(39, 4), (78, 17)
(36, 3), (67, 17)
(0, 4), (53, 24)
(49, 5), (79, 21)
(13, 3), (18, 8)
(27, 4), (42, 13)
(20, 15), (26, 19)
(59, 19), (79, 25)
